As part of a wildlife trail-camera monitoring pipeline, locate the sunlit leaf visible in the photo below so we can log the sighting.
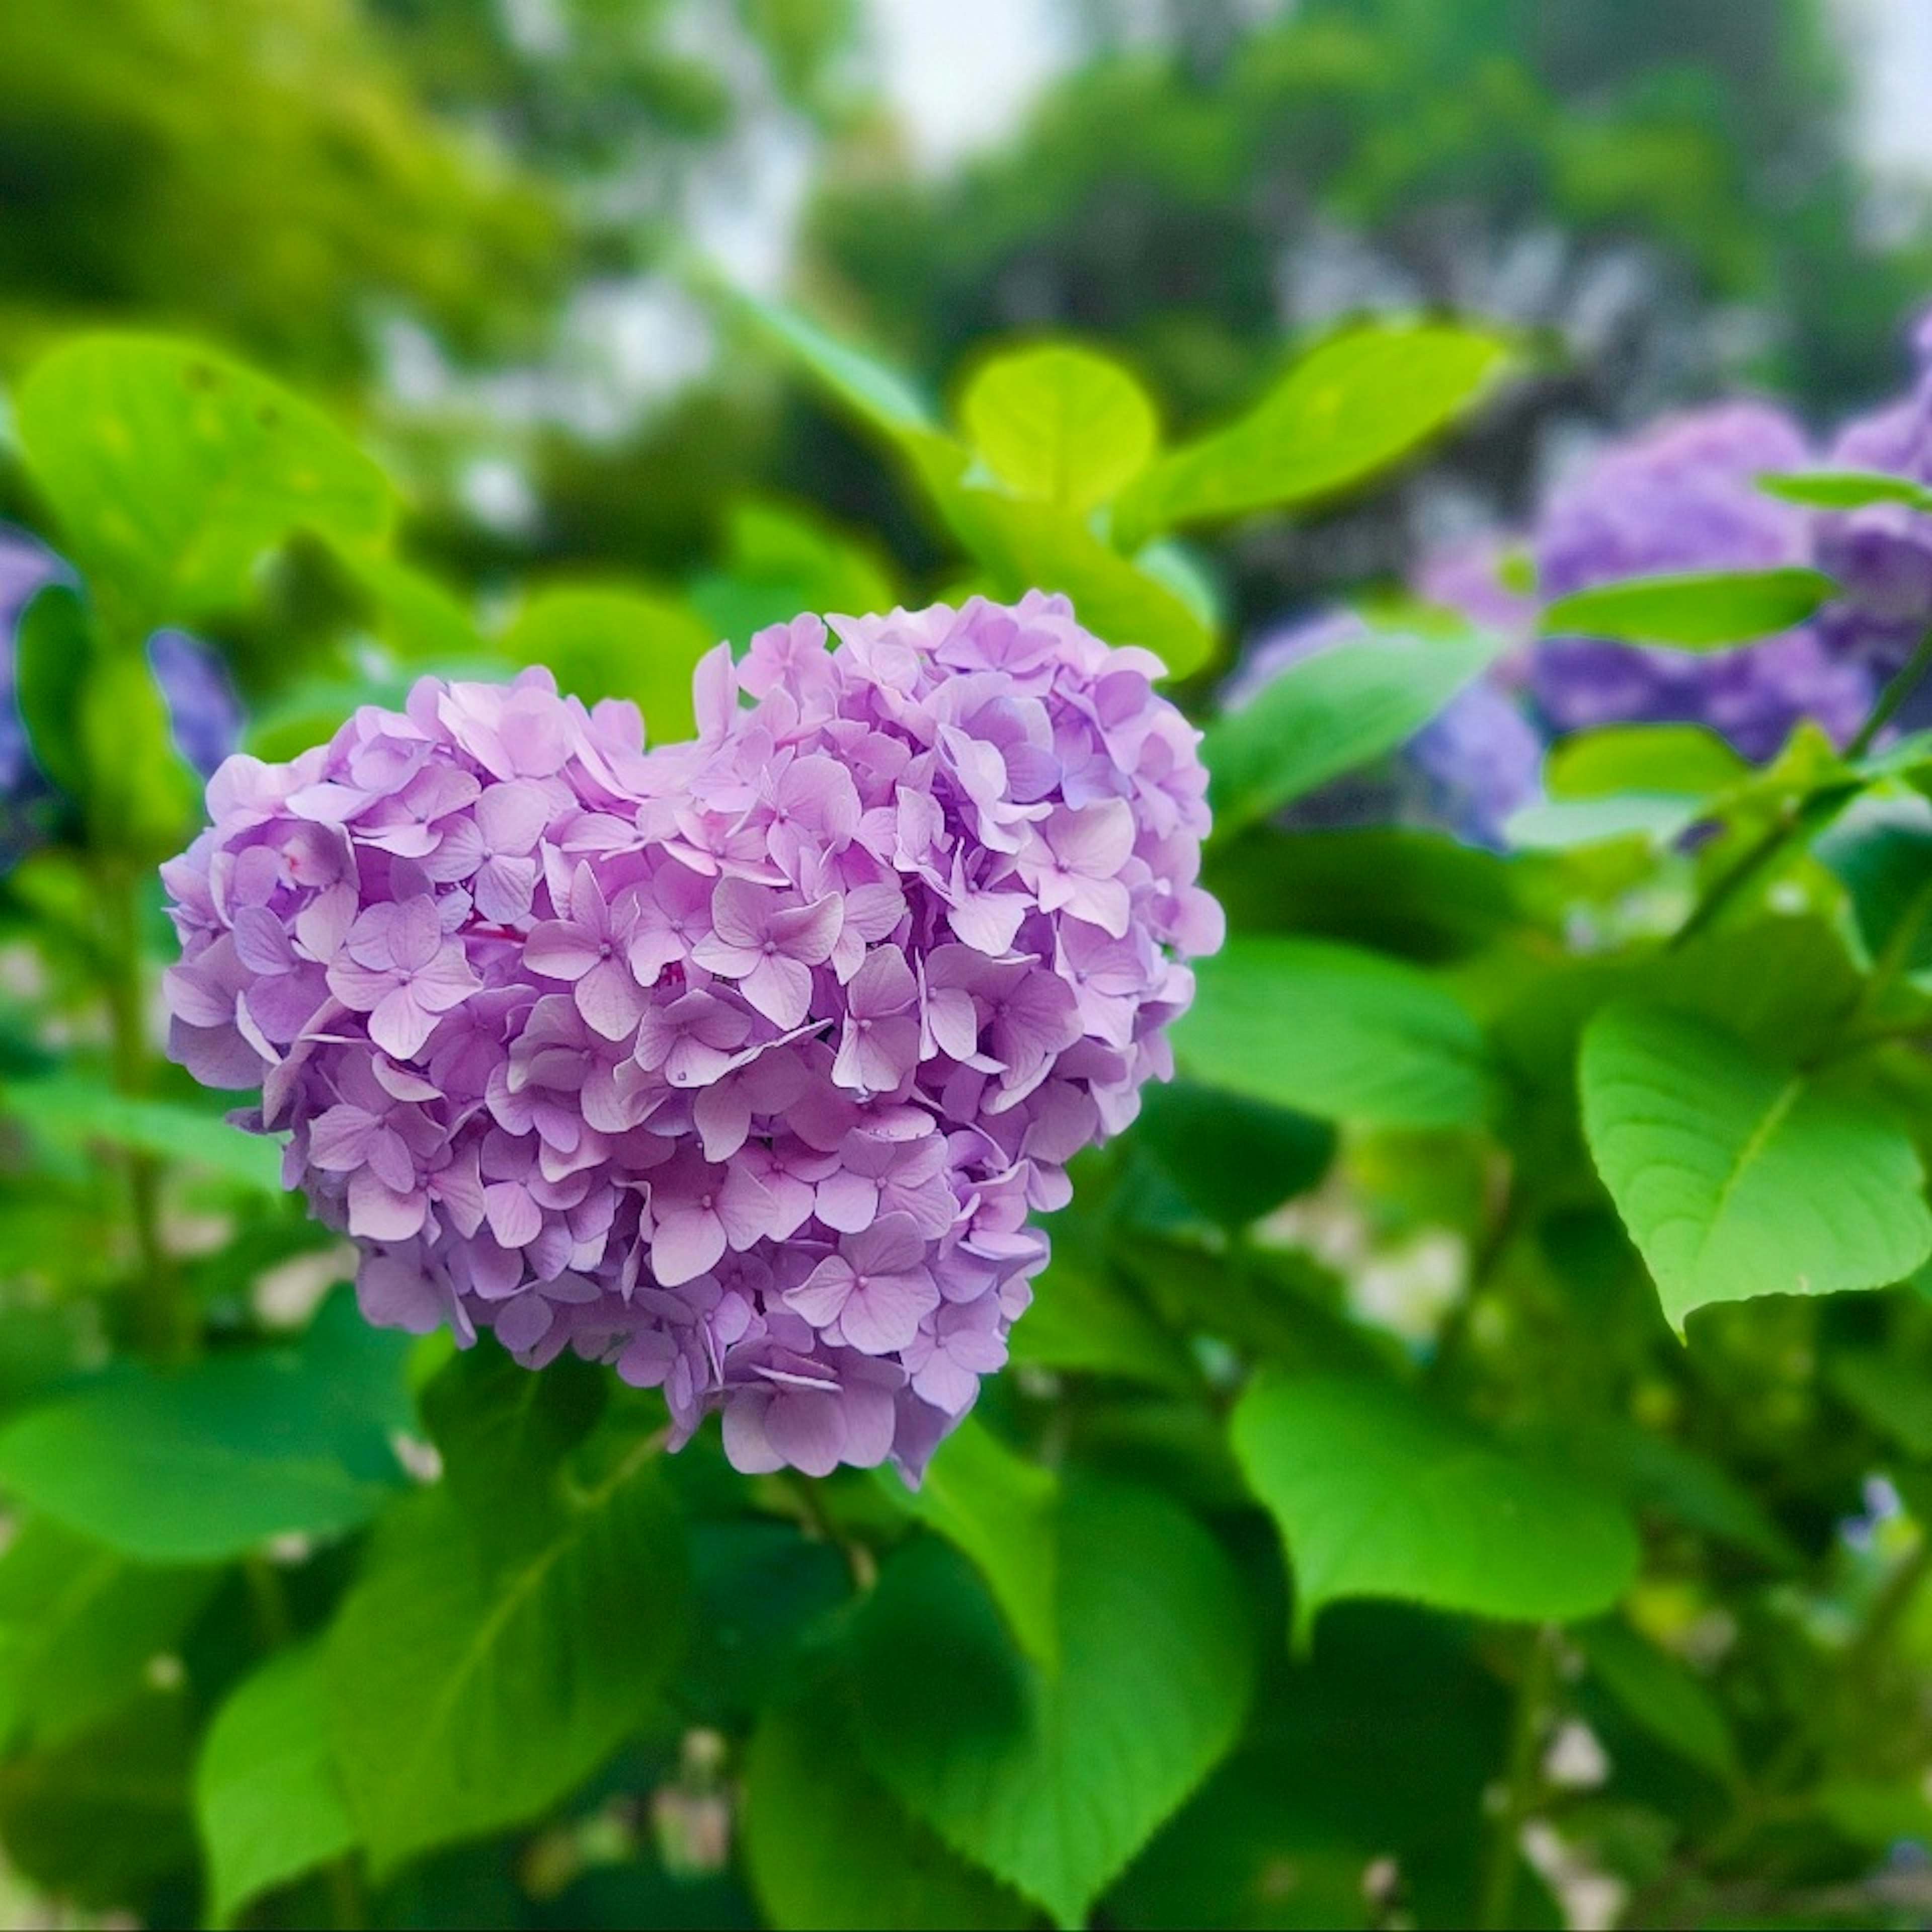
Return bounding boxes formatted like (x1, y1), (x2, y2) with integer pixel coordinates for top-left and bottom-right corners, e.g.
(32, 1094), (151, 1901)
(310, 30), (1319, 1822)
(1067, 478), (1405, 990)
(1758, 469), (1932, 514)
(1541, 567), (1834, 650)
(960, 343), (1158, 512)
(1231, 1372), (1639, 1638)
(1579, 1001), (1932, 1331)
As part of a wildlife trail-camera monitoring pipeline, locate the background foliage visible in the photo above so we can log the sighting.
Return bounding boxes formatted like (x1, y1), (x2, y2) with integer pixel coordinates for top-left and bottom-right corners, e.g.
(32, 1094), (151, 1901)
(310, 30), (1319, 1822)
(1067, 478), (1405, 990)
(4, 3), (1932, 1928)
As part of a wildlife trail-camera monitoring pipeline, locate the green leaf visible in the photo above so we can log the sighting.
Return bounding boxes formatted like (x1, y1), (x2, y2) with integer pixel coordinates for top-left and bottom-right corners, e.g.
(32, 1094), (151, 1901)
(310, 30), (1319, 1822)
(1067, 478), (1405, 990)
(1575, 1618), (1736, 1781)
(196, 1644), (356, 1926)
(12, 582), (91, 796)
(687, 498), (897, 647)
(1008, 1255), (1197, 1392)
(1816, 798), (1932, 978)
(743, 1688), (1033, 1931)
(0, 1292), (413, 1562)
(1176, 936), (1489, 1128)
(1547, 722), (1751, 800)
(849, 1479), (1254, 1929)
(1828, 1347), (1932, 1458)
(1580, 1001), (1932, 1332)
(326, 1438), (691, 1877)
(1134, 1081), (1335, 1227)
(0, 1522), (216, 1750)
(1204, 625), (1502, 837)
(1231, 1372), (1639, 1639)
(960, 343), (1158, 512)
(1119, 322), (1507, 534)
(938, 485), (1217, 677)
(16, 335), (392, 628)
(6, 1078), (285, 1191)
(1541, 568), (1835, 650)
(744, 296), (937, 433)
(1758, 469), (1932, 514)
(341, 552), (482, 662)
(499, 584), (716, 743)
(899, 1417), (1059, 1668)
(0, 1690), (198, 1907)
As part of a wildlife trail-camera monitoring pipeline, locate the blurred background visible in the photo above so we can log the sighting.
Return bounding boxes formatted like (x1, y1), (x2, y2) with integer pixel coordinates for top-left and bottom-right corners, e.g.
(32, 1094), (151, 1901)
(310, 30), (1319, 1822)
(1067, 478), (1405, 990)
(6, 0), (1932, 649)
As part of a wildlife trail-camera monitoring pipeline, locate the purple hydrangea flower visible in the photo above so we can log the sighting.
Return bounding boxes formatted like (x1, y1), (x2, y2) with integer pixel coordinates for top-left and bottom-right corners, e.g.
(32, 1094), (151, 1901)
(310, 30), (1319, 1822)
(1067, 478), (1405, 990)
(1814, 311), (1932, 694)
(161, 594), (1219, 1480)
(1531, 403), (1872, 760)
(1225, 611), (1544, 851)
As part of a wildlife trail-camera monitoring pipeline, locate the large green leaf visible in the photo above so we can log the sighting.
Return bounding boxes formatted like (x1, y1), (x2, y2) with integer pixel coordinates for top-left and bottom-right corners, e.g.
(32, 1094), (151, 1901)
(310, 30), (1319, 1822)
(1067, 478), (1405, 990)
(1134, 1081), (1336, 1228)
(687, 498), (897, 648)
(16, 335), (392, 629)
(499, 584), (716, 745)
(1175, 936), (1489, 1128)
(849, 1479), (1254, 1929)
(743, 1688), (1033, 1931)
(1816, 798), (1932, 979)
(1204, 624), (1503, 837)
(1231, 1373), (1639, 1638)
(326, 1436), (690, 1876)
(1576, 997), (1924, 1329)
(196, 1643), (357, 1926)
(1828, 1347), (1932, 1458)
(1540, 568), (1835, 650)
(960, 343), (1158, 512)
(898, 1416), (1059, 1668)
(1579, 1001), (1932, 1331)
(0, 1522), (216, 1751)
(1008, 1255), (1197, 1393)
(1118, 323), (1507, 535)
(0, 1293), (413, 1562)
(741, 294), (944, 445)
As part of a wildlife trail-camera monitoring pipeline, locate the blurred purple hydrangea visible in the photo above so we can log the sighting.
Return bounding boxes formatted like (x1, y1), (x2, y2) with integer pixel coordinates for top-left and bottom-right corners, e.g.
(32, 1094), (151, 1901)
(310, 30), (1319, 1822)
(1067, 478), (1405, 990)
(0, 525), (244, 829)
(1532, 403), (1872, 760)
(1814, 311), (1932, 697)
(1225, 603), (1544, 852)
(160, 594), (1219, 1481)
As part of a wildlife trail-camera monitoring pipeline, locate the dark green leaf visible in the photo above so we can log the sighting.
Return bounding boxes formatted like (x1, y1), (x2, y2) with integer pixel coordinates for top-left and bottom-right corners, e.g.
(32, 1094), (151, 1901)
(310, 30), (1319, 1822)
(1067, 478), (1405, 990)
(744, 1688), (1032, 1931)
(1176, 936), (1489, 1128)
(1008, 1255), (1197, 1392)
(1204, 625), (1502, 837)
(1576, 1618), (1736, 1781)
(1828, 1347), (1932, 1458)
(196, 1643), (357, 1926)
(1541, 568), (1835, 650)
(0, 1521), (216, 1750)
(12, 582), (92, 796)
(849, 1479), (1254, 1929)
(1231, 1372), (1640, 1637)
(1816, 798), (1932, 978)
(1579, 1001), (1932, 1331)
(1135, 1081), (1335, 1227)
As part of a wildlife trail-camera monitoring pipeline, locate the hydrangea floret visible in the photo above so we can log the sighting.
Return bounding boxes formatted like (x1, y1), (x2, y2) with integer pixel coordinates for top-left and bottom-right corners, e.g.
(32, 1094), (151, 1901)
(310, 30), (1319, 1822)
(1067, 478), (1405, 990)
(160, 594), (1220, 1479)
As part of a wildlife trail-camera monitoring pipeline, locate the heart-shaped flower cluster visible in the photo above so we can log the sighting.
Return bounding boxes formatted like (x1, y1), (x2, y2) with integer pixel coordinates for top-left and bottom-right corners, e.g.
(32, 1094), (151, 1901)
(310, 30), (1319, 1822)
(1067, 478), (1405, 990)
(163, 594), (1220, 1478)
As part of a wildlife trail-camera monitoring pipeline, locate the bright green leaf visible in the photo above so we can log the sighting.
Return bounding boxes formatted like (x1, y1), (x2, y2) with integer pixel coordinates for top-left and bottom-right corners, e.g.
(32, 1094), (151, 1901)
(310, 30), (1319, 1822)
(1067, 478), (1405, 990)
(0, 1293), (414, 1562)
(1176, 936), (1489, 1128)
(1579, 1001), (1932, 1331)
(744, 1688), (1032, 1931)
(327, 1439), (690, 1877)
(1120, 323), (1507, 534)
(1203, 625), (1503, 837)
(1758, 470), (1932, 514)
(1541, 568), (1835, 650)
(687, 498), (897, 647)
(500, 584), (716, 743)
(196, 1644), (357, 1926)
(742, 295), (942, 442)
(850, 1480), (1253, 1929)
(960, 343), (1158, 512)
(1231, 1372), (1639, 1638)
(900, 1417), (1059, 1668)
(16, 336), (392, 629)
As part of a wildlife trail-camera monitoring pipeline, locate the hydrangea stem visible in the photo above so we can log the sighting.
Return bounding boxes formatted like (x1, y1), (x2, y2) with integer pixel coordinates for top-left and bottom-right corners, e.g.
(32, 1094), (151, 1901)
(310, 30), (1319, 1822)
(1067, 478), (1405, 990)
(1476, 1623), (1554, 1931)
(99, 860), (193, 1361)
